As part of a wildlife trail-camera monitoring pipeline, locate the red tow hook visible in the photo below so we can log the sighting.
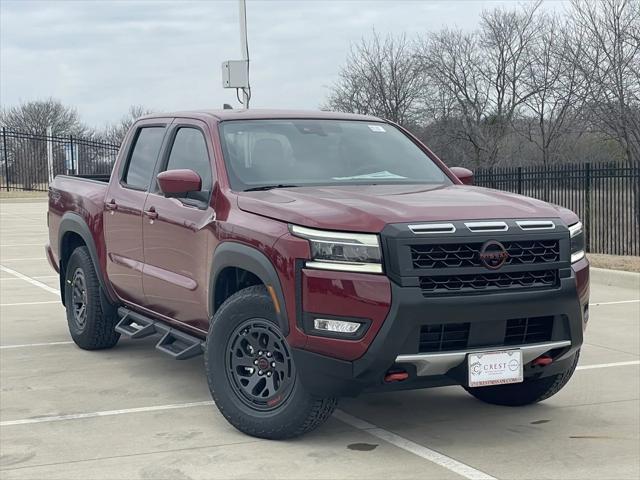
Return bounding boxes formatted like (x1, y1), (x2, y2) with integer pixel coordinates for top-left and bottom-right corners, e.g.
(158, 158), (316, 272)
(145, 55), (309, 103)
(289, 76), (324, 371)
(532, 355), (553, 367)
(384, 371), (409, 383)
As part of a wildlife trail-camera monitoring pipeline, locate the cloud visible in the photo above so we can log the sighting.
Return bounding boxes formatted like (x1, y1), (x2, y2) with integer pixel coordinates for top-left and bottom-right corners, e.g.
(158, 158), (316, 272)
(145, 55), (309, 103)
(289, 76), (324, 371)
(0, 0), (569, 128)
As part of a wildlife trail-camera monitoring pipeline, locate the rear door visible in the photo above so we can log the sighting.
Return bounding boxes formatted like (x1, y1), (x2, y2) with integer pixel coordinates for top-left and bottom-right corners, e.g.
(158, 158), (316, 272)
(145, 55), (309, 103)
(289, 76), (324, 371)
(141, 119), (215, 331)
(104, 120), (169, 306)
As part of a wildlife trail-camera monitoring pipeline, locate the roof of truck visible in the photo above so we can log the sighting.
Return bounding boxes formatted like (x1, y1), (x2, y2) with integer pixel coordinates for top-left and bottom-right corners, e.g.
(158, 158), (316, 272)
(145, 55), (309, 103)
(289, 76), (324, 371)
(140, 109), (384, 122)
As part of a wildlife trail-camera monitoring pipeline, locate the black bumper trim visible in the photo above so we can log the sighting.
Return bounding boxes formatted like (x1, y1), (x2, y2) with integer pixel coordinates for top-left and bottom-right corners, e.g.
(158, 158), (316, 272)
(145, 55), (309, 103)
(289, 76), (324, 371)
(292, 270), (584, 397)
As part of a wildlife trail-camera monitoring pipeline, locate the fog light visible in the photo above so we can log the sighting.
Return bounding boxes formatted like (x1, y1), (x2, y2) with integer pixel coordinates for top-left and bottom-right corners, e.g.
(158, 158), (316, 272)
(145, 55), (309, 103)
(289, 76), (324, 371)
(313, 318), (361, 334)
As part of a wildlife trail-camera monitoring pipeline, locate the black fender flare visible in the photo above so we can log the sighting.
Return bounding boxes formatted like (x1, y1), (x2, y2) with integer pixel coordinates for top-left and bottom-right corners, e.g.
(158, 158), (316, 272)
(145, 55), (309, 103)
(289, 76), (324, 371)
(58, 212), (115, 307)
(209, 242), (290, 336)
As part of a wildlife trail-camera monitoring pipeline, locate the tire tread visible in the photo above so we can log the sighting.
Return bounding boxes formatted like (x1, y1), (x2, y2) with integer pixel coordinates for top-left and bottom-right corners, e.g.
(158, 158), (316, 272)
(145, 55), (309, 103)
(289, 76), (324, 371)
(206, 285), (337, 439)
(65, 246), (119, 350)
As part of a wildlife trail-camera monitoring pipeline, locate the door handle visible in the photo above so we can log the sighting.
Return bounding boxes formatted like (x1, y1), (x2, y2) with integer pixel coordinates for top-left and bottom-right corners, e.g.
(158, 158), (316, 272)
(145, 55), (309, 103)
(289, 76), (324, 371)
(144, 207), (158, 220)
(105, 200), (118, 211)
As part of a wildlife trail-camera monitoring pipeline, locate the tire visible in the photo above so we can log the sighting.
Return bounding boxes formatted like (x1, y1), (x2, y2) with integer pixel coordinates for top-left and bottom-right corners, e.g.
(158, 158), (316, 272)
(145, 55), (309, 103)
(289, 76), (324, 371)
(464, 349), (580, 406)
(205, 285), (337, 439)
(64, 246), (120, 350)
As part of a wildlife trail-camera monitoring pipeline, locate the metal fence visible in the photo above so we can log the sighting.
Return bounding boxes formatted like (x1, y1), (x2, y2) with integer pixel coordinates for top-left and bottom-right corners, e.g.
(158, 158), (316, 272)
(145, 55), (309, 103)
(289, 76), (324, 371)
(0, 128), (119, 192)
(1, 130), (638, 255)
(475, 163), (640, 256)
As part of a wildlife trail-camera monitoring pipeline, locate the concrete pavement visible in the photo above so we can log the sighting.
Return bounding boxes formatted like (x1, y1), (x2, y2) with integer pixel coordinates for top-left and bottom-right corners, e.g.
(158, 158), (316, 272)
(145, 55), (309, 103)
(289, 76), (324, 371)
(1, 200), (638, 479)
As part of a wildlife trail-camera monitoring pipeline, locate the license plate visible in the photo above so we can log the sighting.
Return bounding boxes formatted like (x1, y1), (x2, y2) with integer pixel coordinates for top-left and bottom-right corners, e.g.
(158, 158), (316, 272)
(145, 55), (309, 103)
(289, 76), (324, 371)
(468, 350), (523, 387)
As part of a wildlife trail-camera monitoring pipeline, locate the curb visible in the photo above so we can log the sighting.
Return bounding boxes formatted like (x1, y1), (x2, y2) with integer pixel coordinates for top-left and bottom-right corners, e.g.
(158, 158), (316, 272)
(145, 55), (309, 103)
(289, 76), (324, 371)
(590, 267), (640, 290)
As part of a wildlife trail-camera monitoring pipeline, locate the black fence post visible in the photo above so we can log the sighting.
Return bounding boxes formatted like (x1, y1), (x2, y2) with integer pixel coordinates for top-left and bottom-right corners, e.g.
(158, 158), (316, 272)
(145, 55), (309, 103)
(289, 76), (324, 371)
(517, 167), (522, 195)
(2, 127), (9, 191)
(584, 163), (591, 252)
(70, 134), (76, 174)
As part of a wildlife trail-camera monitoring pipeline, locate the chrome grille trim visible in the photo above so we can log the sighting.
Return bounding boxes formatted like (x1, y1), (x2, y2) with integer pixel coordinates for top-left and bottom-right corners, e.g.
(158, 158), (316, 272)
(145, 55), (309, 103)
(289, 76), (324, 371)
(516, 220), (556, 231)
(409, 223), (456, 234)
(464, 221), (508, 232)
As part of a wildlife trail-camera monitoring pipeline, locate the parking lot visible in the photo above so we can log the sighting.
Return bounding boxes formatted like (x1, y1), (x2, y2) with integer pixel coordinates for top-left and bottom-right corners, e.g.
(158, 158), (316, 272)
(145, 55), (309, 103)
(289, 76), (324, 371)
(1, 199), (638, 480)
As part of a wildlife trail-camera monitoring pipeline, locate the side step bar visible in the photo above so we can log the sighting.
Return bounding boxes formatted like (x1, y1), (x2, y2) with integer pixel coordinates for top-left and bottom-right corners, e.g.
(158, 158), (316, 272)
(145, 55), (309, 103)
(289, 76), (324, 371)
(115, 307), (204, 360)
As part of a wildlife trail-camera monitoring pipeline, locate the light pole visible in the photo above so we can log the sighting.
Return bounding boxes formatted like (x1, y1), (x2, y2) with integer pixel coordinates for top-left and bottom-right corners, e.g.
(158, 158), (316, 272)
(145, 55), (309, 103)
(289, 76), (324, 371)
(239, 0), (250, 108)
(222, 0), (251, 108)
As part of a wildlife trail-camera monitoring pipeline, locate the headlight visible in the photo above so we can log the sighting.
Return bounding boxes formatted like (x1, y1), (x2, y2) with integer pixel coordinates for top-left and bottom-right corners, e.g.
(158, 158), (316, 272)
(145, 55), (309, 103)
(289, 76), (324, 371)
(290, 225), (382, 273)
(569, 221), (585, 263)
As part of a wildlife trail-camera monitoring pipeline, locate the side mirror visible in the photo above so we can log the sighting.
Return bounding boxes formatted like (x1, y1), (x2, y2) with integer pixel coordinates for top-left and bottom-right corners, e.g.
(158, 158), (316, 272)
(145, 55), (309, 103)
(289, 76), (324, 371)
(449, 167), (474, 185)
(157, 169), (202, 197)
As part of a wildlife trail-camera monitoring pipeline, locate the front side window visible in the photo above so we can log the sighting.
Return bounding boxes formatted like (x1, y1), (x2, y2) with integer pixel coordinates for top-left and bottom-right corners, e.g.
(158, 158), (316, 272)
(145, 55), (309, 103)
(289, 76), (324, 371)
(164, 127), (212, 203)
(123, 127), (165, 189)
(218, 119), (451, 191)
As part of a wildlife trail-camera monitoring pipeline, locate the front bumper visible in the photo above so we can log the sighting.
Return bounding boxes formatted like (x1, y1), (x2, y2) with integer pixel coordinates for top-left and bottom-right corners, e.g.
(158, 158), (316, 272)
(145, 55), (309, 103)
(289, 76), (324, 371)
(292, 264), (588, 397)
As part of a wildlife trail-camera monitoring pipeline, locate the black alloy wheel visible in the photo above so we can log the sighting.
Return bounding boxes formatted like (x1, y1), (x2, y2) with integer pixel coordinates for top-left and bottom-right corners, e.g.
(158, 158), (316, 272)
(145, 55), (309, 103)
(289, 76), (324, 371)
(226, 318), (295, 411)
(71, 267), (88, 330)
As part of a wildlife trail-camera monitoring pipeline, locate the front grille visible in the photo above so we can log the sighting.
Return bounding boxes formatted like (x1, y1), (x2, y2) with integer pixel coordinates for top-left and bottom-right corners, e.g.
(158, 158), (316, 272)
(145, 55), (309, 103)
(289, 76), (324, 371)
(419, 323), (470, 352)
(410, 240), (560, 269)
(418, 316), (555, 353)
(505, 316), (554, 345)
(419, 269), (558, 295)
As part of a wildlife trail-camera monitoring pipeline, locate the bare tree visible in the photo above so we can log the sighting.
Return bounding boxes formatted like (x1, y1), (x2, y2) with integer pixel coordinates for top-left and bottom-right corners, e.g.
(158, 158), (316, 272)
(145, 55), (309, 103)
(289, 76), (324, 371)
(568, 0), (640, 168)
(567, 0), (640, 224)
(0, 99), (89, 189)
(101, 105), (153, 145)
(417, 2), (543, 167)
(0, 98), (87, 136)
(516, 13), (585, 165)
(324, 32), (424, 126)
(418, 28), (491, 166)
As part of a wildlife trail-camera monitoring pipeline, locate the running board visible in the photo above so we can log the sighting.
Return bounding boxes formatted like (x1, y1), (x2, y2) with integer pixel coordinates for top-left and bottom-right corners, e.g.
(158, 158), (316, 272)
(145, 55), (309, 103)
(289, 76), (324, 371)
(115, 307), (204, 360)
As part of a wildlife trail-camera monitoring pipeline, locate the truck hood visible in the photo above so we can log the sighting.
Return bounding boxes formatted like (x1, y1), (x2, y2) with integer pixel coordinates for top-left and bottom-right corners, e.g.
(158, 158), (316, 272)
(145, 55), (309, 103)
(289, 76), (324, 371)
(237, 184), (572, 232)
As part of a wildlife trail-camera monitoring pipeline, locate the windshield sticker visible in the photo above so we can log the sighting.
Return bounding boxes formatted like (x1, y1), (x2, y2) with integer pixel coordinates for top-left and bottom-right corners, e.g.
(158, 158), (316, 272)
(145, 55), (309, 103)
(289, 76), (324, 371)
(368, 124), (386, 132)
(333, 171), (407, 180)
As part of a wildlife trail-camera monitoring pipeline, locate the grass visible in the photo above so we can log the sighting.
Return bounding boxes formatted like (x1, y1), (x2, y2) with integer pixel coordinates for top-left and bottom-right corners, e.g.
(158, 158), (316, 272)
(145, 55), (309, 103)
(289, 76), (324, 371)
(588, 253), (640, 273)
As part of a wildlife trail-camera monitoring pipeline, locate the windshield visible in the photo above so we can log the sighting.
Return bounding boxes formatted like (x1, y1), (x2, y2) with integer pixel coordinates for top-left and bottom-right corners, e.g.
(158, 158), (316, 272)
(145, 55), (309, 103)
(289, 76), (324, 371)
(218, 119), (452, 191)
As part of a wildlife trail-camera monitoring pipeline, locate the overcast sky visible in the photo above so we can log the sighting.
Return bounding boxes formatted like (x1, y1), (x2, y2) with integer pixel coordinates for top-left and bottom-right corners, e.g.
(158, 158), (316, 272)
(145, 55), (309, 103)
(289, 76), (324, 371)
(1, 0), (568, 128)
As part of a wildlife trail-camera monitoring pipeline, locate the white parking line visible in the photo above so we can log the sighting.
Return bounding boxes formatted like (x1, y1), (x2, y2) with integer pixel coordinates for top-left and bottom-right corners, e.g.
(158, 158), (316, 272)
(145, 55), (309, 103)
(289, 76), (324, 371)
(0, 360), (637, 478)
(0, 341), (74, 350)
(1, 257), (47, 261)
(0, 243), (46, 247)
(0, 265), (59, 295)
(576, 360), (640, 370)
(0, 361), (635, 414)
(0, 401), (215, 427)
(0, 275), (57, 281)
(0, 300), (60, 306)
(334, 410), (496, 480)
(590, 299), (640, 306)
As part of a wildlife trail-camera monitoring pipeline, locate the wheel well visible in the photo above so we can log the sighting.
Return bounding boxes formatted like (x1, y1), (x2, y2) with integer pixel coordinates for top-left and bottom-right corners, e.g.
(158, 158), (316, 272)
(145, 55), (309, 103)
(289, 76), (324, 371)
(214, 267), (263, 312)
(59, 231), (86, 303)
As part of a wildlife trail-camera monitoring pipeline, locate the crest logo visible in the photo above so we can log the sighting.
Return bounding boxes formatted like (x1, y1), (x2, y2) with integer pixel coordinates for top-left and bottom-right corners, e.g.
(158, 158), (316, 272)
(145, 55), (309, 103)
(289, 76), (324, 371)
(479, 240), (509, 269)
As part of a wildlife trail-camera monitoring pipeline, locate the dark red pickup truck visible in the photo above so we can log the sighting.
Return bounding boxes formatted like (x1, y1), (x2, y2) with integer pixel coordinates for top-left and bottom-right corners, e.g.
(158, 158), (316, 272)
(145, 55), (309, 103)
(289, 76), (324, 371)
(47, 109), (589, 439)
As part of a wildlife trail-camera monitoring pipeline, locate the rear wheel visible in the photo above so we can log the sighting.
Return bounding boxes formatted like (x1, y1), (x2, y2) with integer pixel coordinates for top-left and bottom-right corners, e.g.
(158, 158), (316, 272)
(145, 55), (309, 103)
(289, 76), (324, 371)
(205, 285), (337, 439)
(464, 349), (580, 406)
(64, 246), (119, 350)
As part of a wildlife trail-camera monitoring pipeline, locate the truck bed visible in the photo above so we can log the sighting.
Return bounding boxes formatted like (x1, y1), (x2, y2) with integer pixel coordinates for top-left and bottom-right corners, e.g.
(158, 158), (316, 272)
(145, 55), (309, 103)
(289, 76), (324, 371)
(47, 174), (110, 275)
(57, 173), (111, 183)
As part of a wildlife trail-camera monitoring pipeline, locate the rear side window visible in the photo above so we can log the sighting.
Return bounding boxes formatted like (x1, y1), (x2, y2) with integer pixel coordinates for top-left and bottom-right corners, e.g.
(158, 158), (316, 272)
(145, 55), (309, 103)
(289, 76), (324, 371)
(164, 127), (212, 202)
(123, 127), (165, 189)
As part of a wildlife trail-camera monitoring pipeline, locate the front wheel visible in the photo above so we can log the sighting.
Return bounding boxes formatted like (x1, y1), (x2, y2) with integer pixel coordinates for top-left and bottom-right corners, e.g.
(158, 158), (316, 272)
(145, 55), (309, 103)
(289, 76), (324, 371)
(205, 285), (337, 439)
(464, 349), (580, 406)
